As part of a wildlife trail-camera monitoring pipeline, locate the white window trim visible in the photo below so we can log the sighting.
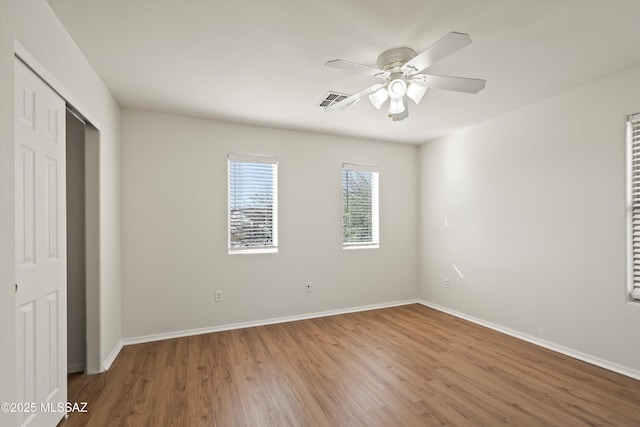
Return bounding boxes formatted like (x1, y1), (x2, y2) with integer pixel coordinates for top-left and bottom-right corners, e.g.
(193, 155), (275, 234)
(342, 163), (380, 250)
(228, 153), (278, 254)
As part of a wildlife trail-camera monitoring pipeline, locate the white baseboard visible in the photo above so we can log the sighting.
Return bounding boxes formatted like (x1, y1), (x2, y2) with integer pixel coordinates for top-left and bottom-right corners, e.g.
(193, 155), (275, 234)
(102, 339), (124, 371)
(67, 363), (85, 374)
(122, 299), (419, 346)
(418, 299), (640, 381)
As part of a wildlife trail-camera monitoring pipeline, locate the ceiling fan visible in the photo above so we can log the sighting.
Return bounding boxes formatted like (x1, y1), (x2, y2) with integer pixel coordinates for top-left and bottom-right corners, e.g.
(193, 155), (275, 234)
(323, 32), (486, 121)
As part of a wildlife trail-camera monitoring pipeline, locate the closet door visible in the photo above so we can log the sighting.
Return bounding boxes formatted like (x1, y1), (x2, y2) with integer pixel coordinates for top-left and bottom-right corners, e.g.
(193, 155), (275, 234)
(15, 58), (67, 427)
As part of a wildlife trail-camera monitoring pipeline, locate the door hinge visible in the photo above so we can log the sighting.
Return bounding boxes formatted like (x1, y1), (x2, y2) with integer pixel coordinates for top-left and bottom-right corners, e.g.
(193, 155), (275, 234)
(15, 283), (18, 293)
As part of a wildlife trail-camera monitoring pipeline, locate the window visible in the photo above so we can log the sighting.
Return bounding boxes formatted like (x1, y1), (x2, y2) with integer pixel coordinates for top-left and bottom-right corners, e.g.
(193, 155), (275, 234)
(228, 153), (278, 253)
(342, 163), (379, 248)
(627, 114), (640, 301)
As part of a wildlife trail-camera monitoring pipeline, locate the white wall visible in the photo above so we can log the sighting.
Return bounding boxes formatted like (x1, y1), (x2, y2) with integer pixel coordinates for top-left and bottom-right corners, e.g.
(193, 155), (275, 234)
(121, 110), (418, 339)
(0, 0), (121, 415)
(418, 64), (640, 373)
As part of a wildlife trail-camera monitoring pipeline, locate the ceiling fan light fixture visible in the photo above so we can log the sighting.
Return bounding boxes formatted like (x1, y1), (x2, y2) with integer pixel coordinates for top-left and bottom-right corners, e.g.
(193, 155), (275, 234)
(368, 87), (389, 109)
(387, 79), (407, 99)
(389, 97), (406, 114)
(389, 98), (409, 121)
(406, 83), (427, 104)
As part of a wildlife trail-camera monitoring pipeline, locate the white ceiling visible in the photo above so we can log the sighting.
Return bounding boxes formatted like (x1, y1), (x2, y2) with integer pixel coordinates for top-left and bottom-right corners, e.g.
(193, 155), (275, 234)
(49, 0), (640, 145)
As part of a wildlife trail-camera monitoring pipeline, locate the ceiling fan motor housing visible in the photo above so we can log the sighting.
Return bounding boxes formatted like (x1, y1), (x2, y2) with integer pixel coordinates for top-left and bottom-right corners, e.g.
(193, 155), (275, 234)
(377, 47), (417, 72)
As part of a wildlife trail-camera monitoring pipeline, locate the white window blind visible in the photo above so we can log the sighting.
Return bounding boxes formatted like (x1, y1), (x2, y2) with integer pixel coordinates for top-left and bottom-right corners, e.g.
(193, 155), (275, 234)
(628, 114), (640, 300)
(342, 163), (379, 248)
(228, 153), (278, 253)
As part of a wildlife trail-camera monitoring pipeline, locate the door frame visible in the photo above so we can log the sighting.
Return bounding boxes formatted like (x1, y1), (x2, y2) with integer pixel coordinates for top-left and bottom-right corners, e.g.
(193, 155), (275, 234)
(14, 39), (102, 375)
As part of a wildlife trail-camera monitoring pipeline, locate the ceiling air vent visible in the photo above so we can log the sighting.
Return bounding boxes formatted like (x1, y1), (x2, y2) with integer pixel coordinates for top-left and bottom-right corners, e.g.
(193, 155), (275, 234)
(318, 91), (349, 109)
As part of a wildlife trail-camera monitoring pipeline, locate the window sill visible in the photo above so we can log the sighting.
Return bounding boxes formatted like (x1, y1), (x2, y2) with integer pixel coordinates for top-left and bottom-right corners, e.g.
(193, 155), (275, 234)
(229, 247), (278, 255)
(343, 244), (379, 250)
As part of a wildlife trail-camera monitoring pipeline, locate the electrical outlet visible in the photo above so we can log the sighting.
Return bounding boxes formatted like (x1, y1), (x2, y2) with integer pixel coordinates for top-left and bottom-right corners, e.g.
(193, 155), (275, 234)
(305, 282), (312, 293)
(445, 279), (450, 289)
(215, 290), (223, 302)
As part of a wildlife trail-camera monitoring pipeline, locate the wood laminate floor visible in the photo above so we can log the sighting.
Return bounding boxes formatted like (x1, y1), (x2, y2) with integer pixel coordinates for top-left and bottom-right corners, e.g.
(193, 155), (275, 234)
(60, 304), (640, 426)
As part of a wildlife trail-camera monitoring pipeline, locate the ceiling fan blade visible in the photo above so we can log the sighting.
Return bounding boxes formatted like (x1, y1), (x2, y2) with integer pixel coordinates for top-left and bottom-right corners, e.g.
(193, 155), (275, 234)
(324, 83), (386, 112)
(402, 32), (472, 75)
(325, 59), (390, 80)
(410, 74), (486, 94)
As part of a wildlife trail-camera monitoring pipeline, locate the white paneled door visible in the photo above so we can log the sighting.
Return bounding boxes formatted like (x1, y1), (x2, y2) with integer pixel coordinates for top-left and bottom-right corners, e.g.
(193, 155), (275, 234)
(15, 59), (67, 427)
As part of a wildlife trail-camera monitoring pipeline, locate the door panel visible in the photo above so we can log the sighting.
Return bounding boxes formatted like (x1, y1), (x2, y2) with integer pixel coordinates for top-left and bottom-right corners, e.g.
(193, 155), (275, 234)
(15, 59), (67, 427)
(16, 146), (36, 266)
